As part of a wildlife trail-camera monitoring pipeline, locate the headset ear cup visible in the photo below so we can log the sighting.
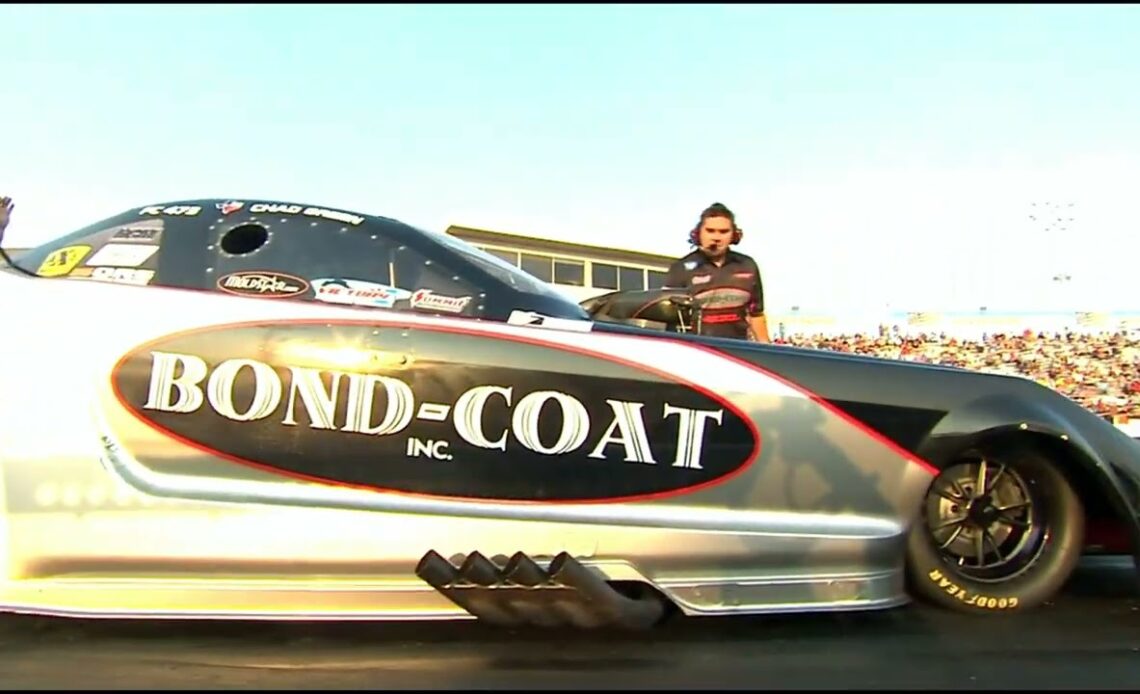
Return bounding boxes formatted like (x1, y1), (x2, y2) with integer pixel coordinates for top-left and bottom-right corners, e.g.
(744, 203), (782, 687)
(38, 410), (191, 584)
(689, 225), (700, 245)
(732, 228), (742, 245)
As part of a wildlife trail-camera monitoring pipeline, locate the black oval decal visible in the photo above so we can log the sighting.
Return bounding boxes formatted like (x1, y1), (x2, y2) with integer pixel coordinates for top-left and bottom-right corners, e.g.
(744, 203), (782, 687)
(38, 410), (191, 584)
(110, 322), (759, 502)
(216, 271), (310, 298)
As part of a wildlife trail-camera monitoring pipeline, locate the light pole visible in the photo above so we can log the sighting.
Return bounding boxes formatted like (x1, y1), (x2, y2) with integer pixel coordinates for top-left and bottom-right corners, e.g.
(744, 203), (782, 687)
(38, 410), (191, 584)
(1029, 201), (1076, 311)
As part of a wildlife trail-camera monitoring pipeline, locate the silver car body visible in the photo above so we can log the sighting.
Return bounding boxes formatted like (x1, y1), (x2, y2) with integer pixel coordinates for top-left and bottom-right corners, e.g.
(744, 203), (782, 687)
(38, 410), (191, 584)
(0, 269), (933, 622)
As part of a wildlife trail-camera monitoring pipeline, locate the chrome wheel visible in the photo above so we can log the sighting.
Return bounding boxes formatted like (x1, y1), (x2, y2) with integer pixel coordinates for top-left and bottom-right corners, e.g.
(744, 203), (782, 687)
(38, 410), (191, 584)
(908, 444), (1084, 613)
(923, 455), (1045, 583)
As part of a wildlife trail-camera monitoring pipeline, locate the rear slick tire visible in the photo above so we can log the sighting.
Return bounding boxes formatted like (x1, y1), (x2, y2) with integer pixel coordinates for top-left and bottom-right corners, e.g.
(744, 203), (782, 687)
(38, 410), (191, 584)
(905, 447), (1085, 614)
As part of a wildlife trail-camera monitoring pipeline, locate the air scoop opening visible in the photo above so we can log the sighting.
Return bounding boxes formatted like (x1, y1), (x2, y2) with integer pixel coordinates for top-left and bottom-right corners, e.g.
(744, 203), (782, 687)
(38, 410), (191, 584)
(221, 224), (268, 255)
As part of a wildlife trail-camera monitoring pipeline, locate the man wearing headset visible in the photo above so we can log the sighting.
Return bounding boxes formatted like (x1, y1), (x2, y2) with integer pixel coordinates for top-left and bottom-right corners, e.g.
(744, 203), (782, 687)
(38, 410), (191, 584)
(664, 202), (770, 343)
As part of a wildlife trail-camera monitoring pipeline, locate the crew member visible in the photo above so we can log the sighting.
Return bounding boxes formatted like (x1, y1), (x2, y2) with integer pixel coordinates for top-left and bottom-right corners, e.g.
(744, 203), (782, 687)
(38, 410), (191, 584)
(0, 196), (11, 244)
(664, 202), (770, 342)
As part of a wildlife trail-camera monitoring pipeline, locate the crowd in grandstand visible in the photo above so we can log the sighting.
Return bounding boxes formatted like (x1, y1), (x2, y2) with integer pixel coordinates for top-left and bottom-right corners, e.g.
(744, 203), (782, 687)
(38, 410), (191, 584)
(775, 328), (1140, 419)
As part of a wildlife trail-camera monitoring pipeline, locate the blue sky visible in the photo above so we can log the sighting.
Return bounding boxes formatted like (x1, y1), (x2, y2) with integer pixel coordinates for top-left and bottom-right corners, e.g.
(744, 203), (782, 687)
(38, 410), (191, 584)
(2, 3), (1137, 312)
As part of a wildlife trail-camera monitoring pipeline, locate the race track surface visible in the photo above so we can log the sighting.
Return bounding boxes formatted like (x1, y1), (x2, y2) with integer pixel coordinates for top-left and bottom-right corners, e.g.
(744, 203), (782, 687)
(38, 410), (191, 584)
(2, 556), (1138, 690)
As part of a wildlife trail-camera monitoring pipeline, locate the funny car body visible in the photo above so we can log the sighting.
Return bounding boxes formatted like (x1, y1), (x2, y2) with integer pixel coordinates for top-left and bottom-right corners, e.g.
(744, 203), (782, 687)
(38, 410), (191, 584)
(0, 198), (1137, 630)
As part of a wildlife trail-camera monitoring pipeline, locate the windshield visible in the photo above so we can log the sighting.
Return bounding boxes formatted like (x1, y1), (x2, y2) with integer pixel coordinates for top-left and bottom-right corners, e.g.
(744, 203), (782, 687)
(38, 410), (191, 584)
(420, 227), (574, 302)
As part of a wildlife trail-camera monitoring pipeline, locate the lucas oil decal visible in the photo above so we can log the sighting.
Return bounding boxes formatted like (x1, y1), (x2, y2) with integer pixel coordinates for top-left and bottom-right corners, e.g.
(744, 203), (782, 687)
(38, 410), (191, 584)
(109, 323), (758, 502)
(311, 278), (412, 309)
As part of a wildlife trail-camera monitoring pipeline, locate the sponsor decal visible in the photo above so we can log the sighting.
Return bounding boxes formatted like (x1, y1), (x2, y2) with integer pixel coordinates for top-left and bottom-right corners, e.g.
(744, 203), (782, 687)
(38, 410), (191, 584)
(693, 287), (751, 310)
(732, 272), (754, 279)
(111, 226), (162, 243)
(410, 288), (471, 313)
(139, 204), (201, 217)
(691, 274), (711, 285)
(37, 245), (91, 277)
(85, 243), (159, 268)
(71, 267), (155, 286)
(109, 323), (759, 502)
(311, 278), (412, 309)
(683, 261), (697, 270)
(217, 201), (245, 215)
(247, 202), (365, 226)
(216, 271), (310, 298)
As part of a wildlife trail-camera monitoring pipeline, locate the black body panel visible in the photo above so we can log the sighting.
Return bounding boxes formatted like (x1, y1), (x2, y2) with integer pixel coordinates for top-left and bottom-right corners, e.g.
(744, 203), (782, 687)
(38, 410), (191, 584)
(11, 199), (591, 325)
(593, 319), (1140, 561)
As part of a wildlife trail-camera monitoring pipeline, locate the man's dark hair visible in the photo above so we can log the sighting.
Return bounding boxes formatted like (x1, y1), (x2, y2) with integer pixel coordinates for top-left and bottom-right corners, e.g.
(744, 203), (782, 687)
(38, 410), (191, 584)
(700, 202), (735, 225)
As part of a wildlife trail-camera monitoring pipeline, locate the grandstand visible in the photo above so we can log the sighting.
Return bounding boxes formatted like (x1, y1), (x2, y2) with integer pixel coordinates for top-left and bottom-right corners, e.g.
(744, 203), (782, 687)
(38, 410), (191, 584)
(445, 224), (673, 303)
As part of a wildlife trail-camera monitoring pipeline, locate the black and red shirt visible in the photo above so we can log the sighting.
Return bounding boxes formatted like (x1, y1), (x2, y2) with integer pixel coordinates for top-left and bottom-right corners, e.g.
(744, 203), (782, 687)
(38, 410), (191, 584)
(664, 249), (765, 339)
